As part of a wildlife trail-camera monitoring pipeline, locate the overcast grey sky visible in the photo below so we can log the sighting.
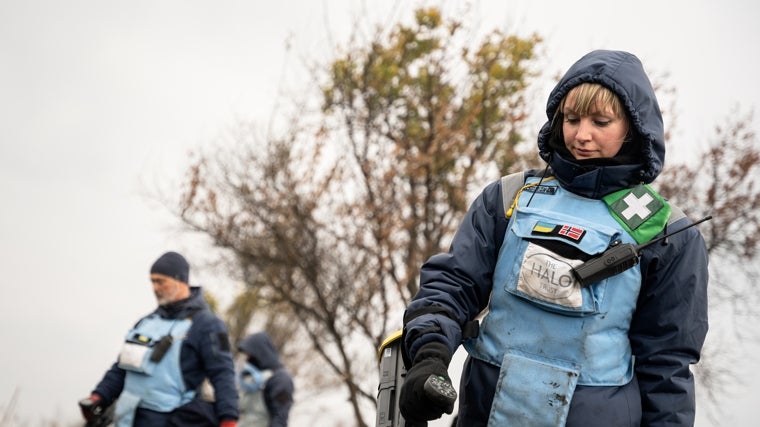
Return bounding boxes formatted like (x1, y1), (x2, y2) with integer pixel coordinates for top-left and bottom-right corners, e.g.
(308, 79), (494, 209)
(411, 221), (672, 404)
(1, 0), (758, 425)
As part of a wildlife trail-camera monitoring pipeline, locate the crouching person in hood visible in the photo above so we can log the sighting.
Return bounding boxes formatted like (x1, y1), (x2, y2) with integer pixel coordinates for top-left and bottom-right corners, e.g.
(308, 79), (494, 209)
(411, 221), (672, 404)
(237, 332), (295, 427)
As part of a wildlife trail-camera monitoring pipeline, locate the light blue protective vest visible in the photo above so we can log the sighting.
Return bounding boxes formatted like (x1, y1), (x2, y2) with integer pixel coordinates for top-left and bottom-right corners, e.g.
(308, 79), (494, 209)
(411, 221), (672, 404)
(464, 176), (642, 426)
(237, 363), (273, 427)
(113, 314), (195, 426)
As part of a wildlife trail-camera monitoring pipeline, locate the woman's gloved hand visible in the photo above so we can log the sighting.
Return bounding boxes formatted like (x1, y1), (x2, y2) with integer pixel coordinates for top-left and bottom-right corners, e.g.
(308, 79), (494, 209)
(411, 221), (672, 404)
(399, 341), (455, 423)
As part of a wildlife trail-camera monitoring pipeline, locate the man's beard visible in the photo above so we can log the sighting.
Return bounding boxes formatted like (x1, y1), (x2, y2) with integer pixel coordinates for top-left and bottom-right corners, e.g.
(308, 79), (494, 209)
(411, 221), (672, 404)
(156, 288), (181, 305)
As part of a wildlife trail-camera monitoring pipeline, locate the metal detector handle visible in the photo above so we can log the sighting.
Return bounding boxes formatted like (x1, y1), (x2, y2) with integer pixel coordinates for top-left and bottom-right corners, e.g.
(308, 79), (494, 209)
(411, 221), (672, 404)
(423, 374), (457, 413)
(78, 397), (114, 427)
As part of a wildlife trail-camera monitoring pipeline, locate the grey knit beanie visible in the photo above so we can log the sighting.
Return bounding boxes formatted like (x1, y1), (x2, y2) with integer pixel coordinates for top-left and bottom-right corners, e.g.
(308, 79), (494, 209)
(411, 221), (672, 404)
(150, 251), (189, 283)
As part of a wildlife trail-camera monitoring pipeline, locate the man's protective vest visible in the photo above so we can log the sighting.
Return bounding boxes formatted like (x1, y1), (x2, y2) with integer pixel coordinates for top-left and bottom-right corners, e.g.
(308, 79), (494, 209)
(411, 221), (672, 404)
(113, 314), (195, 426)
(464, 176), (653, 426)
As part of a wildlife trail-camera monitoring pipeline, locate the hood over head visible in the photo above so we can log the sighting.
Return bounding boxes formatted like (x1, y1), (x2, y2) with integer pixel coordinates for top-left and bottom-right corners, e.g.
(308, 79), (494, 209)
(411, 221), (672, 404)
(237, 331), (283, 370)
(537, 50), (665, 198)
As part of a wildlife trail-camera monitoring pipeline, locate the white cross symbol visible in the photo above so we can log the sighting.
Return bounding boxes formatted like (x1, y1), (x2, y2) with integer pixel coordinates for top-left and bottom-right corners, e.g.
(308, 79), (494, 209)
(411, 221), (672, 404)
(621, 192), (653, 220)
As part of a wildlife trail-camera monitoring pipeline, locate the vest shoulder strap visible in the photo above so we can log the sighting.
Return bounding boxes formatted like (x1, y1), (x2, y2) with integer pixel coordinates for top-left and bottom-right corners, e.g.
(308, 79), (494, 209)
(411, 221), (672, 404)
(667, 202), (686, 225)
(500, 171), (526, 217)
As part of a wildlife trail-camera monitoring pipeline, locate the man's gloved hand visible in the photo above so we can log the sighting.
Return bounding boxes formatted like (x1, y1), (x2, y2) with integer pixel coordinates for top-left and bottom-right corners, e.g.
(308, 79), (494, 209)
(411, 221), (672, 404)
(78, 394), (103, 421)
(399, 341), (455, 423)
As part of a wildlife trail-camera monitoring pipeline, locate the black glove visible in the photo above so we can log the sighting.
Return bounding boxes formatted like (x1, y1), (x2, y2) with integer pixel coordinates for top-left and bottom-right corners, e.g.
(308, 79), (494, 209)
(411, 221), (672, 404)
(78, 394), (103, 421)
(399, 341), (455, 423)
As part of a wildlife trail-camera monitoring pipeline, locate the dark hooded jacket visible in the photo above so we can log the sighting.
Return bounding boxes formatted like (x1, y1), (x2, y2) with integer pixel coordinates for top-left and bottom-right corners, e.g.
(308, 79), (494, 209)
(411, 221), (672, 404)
(237, 332), (295, 427)
(403, 50), (708, 426)
(92, 287), (239, 426)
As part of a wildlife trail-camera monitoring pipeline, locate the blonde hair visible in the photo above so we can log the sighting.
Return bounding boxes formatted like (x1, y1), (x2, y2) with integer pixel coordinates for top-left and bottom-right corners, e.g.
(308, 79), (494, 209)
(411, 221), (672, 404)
(551, 83), (630, 141)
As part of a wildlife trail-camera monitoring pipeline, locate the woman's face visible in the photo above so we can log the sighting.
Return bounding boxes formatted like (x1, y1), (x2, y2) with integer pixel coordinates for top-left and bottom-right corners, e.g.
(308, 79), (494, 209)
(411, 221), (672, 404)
(562, 94), (629, 160)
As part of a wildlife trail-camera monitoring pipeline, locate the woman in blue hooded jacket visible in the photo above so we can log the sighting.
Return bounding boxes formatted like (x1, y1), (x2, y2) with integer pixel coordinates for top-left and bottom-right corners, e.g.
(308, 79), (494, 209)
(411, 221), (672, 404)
(398, 50), (709, 426)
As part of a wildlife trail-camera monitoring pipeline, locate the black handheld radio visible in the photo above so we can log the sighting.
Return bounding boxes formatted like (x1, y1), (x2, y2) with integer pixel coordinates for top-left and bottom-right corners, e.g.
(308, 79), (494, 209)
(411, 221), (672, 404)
(572, 215), (712, 287)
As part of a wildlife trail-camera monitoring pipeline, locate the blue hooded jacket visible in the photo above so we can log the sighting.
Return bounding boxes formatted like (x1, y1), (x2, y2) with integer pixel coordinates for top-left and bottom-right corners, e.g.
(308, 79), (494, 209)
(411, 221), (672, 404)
(538, 49), (665, 198)
(403, 50), (709, 426)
